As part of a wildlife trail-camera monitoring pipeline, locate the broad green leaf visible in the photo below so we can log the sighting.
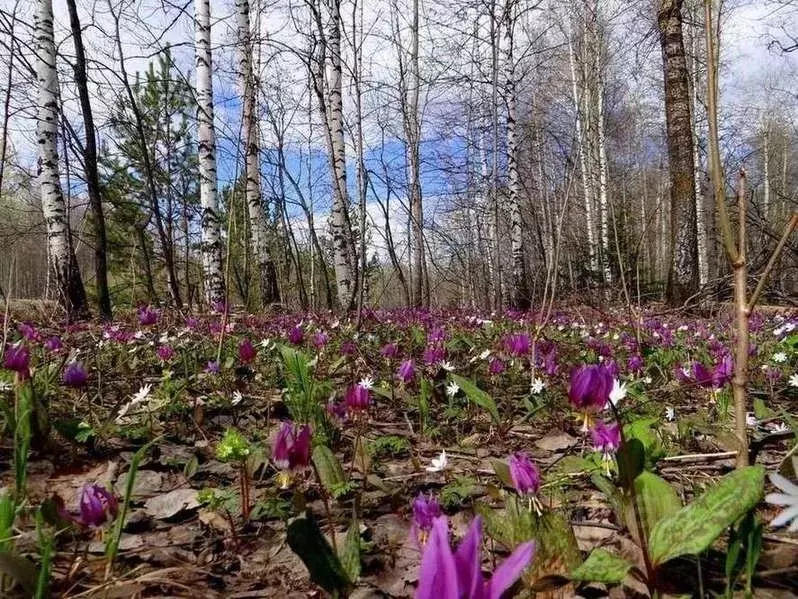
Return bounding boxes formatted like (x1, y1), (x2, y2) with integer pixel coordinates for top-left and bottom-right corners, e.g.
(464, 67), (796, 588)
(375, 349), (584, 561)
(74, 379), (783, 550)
(491, 459), (513, 488)
(624, 417), (664, 465)
(339, 518), (361, 583)
(312, 445), (346, 495)
(623, 472), (681, 546)
(590, 473), (622, 515)
(450, 374), (500, 424)
(752, 398), (774, 420)
(616, 438), (645, 490)
(649, 466), (765, 566)
(287, 515), (351, 595)
(570, 548), (634, 584)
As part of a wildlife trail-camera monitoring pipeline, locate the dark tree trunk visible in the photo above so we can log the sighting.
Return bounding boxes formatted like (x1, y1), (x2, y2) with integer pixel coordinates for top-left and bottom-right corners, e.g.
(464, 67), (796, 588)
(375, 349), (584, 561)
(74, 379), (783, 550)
(658, 0), (700, 305)
(66, 0), (112, 321)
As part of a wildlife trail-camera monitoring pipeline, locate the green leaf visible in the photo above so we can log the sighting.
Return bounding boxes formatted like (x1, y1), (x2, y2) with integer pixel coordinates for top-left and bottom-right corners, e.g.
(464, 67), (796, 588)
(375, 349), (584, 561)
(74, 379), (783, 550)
(312, 445), (346, 495)
(491, 459), (513, 488)
(339, 518), (361, 583)
(752, 398), (774, 420)
(590, 473), (622, 515)
(649, 466), (765, 566)
(624, 472), (681, 546)
(287, 515), (351, 595)
(616, 438), (645, 490)
(0, 551), (38, 595)
(570, 548), (634, 584)
(450, 374), (500, 424)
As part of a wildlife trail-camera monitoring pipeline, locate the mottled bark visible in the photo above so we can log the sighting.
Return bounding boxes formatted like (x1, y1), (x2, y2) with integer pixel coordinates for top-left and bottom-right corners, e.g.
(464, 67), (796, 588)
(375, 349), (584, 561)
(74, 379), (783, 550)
(503, 0), (528, 310)
(659, 0), (700, 304)
(195, 0), (225, 308)
(36, 0), (88, 319)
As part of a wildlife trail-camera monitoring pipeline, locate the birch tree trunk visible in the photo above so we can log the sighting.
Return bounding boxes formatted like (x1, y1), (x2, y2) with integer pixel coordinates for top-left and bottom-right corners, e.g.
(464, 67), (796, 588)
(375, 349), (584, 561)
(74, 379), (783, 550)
(503, 0), (529, 310)
(658, 0), (700, 305)
(761, 119), (770, 222)
(236, 0), (279, 307)
(196, 0), (225, 308)
(36, 0), (87, 319)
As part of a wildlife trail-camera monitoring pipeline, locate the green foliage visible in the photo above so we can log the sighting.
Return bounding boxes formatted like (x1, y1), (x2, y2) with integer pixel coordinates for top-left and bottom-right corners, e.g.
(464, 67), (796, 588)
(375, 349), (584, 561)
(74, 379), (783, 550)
(440, 476), (477, 509)
(725, 512), (763, 598)
(250, 497), (292, 521)
(312, 445), (346, 497)
(648, 466), (765, 566)
(570, 548), (634, 585)
(216, 428), (251, 462)
(624, 417), (665, 466)
(339, 517), (362, 583)
(369, 435), (411, 459)
(34, 510), (53, 599)
(286, 515), (352, 597)
(13, 383), (32, 500)
(624, 472), (681, 545)
(448, 374), (500, 425)
(616, 438), (645, 490)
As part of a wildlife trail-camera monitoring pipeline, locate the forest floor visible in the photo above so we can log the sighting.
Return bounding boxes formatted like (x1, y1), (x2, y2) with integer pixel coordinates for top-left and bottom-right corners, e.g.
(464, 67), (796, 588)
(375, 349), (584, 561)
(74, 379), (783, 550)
(0, 304), (797, 598)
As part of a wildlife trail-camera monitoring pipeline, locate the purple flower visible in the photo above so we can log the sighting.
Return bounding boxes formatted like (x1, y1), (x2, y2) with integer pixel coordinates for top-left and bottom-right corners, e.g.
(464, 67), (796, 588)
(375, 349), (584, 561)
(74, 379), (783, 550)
(205, 360), (221, 374)
(591, 421), (621, 456)
(57, 484), (118, 528)
(380, 343), (399, 359)
(271, 421), (312, 470)
(345, 383), (371, 412)
(508, 452), (540, 496)
(627, 354), (643, 373)
(397, 359), (416, 383)
(157, 345), (175, 362)
(3, 344), (29, 377)
(63, 362), (88, 388)
(426, 327), (446, 343)
(341, 340), (357, 355)
(505, 333), (530, 357)
(416, 515), (535, 599)
(423, 344), (446, 366)
(288, 326), (304, 345)
(211, 300), (227, 314)
(238, 338), (257, 364)
(312, 331), (329, 349)
(327, 399), (348, 422)
(712, 354), (733, 389)
(568, 364), (613, 412)
(44, 336), (63, 352)
(185, 316), (200, 330)
(488, 358), (505, 375)
(137, 306), (158, 326)
(692, 361), (714, 388)
(412, 494), (442, 546)
(18, 322), (40, 342)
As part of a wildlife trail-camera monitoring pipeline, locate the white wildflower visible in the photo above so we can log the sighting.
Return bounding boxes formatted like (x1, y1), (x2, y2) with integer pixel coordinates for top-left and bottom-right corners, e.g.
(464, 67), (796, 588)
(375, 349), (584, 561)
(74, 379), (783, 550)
(643, 376), (653, 385)
(232, 391), (244, 406)
(530, 378), (545, 395)
(479, 349), (491, 360)
(746, 412), (758, 427)
(134, 330), (145, 340)
(358, 377), (375, 390)
(440, 361), (455, 372)
(788, 373), (798, 388)
(765, 473), (798, 532)
(609, 379), (627, 406)
(445, 381), (460, 397)
(772, 352), (788, 364)
(426, 450), (448, 473)
(665, 406), (676, 422)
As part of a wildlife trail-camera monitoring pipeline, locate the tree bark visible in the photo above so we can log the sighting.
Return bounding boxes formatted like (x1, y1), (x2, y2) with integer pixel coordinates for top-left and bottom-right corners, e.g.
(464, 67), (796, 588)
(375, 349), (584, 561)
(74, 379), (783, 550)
(236, 0), (279, 308)
(659, 0), (700, 305)
(37, 0), (88, 320)
(195, 0), (226, 308)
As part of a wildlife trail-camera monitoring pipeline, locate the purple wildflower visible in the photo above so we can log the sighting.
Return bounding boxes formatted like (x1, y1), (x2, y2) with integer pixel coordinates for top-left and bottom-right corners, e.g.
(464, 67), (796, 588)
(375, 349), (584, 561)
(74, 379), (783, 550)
(238, 338), (257, 364)
(397, 359), (416, 383)
(508, 453), (540, 496)
(44, 336), (63, 352)
(568, 364), (613, 412)
(380, 343), (399, 359)
(412, 494), (442, 546)
(3, 344), (30, 377)
(288, 326), (304, 345)
(63, 362), (88, 388)
(505, 333), (530, 357)
(137, 306), (158, 326)
(157, 345), (175, 362)
(312, 331), (329, 349)
(488, 358), (506, 375)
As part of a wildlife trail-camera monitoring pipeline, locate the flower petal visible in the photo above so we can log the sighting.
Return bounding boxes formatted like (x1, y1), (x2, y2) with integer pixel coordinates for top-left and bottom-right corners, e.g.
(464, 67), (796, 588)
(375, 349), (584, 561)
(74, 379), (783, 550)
(769, 473), (798, 496)
(765, 492), (797, 507)
(416, 516), (458, 599)
(486, 541), (536, 599)
(770, 504), (798, 529)
(454, 516), (483, 598)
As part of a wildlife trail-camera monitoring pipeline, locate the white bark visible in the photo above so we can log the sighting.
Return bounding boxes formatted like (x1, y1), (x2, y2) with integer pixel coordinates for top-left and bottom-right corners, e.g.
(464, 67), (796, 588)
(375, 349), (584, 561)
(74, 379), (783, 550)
(236, 0), (278, 305)
(567, 28), (597, 273)
(36, 0), (85, 316)
(503, 0), (527, 309)
(762, 118), (770, 221)
(688, 0), (708, 285)
(592, 10), (612, 284)
(195, 0), (225, 307)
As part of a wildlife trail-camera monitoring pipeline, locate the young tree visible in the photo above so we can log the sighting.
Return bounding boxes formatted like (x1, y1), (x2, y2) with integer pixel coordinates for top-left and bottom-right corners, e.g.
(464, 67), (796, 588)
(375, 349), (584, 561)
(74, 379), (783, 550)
(236, 0), (279, 307)
(658, 0), (700, 305)
(195, 0), (225, 308)
(36, 0), (88, 318)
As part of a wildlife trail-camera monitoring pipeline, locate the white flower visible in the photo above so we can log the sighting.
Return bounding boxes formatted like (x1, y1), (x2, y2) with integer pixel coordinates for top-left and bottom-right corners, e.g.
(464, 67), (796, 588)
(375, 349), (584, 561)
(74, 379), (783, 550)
(0, 381), (12, 392)
(440, 361), (455, 372)
(773, 352), (788, 364)
(643, 376), (653, 385)
(771, 422), (789, 434)
(445, 381), (460, 397)
(479, 349), (491, 360)
(530, 378), (545, 395)
(134, 330), (145, 340)
(232, 391), (244, 406)
(788, 373), (798, 388)
(746, 412), (758, 427)
(765, 473), (798, 532)
(259, 338), (274, 350)
(609, 379), (627, 406)
(131, 384), (152, 406)
(665, 406), (676, 422)
(426, 450), (448, 472)
(358, 377), (375, 390)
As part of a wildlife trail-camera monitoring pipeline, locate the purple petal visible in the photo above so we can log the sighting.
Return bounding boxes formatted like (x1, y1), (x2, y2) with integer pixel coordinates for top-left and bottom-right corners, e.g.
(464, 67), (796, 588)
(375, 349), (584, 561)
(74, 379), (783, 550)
(416, 516), (458, 599)
(454, 516), (484, 598)
(485, 541), (536, 599)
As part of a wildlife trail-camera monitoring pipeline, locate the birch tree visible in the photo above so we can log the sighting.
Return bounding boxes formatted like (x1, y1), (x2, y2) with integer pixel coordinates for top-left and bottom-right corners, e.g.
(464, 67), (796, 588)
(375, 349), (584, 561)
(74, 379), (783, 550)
(237, 0), (279, 307)
(658, 0), (700, 305)
(503, 0), (529, 310)
(36, 0), (87, 318)
(195, 0), (225, 307)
